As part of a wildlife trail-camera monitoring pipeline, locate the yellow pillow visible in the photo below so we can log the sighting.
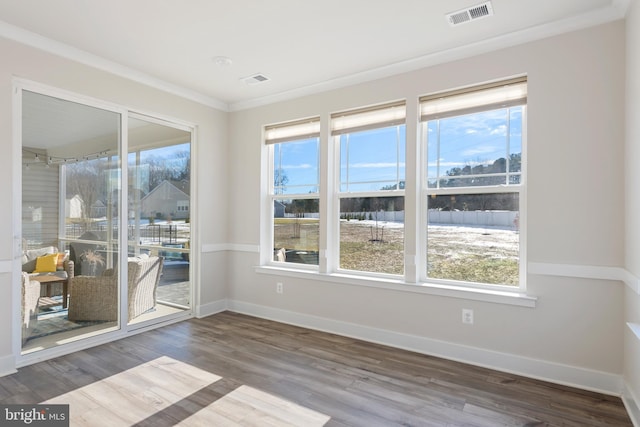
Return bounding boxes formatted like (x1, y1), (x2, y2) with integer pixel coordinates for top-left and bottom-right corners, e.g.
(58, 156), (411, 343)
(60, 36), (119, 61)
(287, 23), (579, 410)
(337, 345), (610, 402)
(33, 253), (58, 273)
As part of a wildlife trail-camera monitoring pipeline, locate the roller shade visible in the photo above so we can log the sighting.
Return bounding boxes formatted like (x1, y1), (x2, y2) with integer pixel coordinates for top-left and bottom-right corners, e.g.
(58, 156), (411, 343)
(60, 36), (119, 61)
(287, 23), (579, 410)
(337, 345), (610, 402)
(331, 101), (406, 136)
(265, 117), (320, 144)
(420, 77), (527, 122)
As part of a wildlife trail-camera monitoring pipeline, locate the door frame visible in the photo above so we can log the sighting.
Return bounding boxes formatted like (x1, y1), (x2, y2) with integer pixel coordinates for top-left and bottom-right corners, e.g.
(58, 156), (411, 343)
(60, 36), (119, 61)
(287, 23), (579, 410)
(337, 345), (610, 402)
(13, 78), (197, 367)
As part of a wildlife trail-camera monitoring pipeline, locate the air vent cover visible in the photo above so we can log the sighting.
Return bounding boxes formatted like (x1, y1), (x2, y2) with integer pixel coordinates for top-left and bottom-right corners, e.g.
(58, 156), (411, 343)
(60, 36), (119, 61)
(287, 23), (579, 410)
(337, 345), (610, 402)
(446, 1), (493, 26)
(242, 73), (270, 85)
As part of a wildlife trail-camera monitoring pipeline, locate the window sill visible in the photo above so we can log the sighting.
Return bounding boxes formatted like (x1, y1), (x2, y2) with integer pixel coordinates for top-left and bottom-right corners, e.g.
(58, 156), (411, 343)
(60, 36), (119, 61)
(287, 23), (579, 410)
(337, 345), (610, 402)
(255, 266), (536, 308)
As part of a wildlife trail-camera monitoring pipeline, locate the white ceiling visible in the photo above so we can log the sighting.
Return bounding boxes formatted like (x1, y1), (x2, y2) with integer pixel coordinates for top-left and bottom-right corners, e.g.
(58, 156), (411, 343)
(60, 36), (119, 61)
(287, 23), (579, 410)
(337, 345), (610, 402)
(22, 90), (189, 155)
(0, 0), (629, 111)
(22, 90), (120, 150)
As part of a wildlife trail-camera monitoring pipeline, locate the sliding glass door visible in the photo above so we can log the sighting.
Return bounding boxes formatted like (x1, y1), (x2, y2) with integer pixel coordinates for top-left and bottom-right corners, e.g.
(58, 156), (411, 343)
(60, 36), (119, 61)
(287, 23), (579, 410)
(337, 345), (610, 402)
(21, 90), (122, 351)
(127, 116), (192, 326)
(20, 87), (193, 355)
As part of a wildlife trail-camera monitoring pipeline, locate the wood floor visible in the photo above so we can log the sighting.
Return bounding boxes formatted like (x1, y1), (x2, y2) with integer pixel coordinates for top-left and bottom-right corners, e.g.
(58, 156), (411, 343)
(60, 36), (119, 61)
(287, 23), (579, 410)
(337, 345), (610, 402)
(0, 311), (632, 426)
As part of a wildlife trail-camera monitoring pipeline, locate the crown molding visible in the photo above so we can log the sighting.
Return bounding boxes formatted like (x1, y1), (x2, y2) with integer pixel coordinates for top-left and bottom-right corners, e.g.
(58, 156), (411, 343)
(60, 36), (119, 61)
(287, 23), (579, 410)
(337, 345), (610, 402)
(0, 0), (629, 114)
(0, 19), (229, 112)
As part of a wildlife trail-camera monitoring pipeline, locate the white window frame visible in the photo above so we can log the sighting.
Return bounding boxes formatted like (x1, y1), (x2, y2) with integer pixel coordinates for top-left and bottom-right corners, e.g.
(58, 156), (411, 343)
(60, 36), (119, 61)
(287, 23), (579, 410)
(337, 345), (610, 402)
(258, 81), (534, 306)
(331, 101), (407, 278)
(419, 77), (527, 292)
(264, 117), (321, 270)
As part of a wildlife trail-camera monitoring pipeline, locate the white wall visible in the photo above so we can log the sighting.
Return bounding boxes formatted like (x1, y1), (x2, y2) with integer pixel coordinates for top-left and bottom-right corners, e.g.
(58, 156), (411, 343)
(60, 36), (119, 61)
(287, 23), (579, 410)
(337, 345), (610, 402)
(0, 37), (229, 372)
(625, 0), (640, 422)
(0, 10), (633, 410)
(228, 21), (627, 394)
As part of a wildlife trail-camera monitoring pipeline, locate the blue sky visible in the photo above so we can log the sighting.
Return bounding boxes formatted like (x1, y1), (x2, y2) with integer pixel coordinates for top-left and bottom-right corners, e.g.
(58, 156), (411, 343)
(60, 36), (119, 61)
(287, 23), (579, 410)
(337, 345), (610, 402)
(340, 126), (406, 191)
(135, 143), (190, 163)
(129, 142), (190, 192)
(273, 139), (319, 194)
(427, 107), (522, 181)
(274, 126), (406, 194)
(129, 142), (190, 171)
(274, 106), (522, 194)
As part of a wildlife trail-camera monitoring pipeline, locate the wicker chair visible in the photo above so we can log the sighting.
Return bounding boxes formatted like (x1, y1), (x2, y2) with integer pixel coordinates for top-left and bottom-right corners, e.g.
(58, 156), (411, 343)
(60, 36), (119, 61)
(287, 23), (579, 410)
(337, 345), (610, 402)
(68, 256), (164, 322)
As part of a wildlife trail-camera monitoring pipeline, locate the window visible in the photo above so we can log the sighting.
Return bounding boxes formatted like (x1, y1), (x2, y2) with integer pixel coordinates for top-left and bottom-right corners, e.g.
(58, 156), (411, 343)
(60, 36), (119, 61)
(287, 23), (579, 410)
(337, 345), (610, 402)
(332, 102), (406, 275)
(261, 77), (526, 292)
(420, 77), (526, 287)
(177, 200), (189, 212)
(266, 118), (320, 266)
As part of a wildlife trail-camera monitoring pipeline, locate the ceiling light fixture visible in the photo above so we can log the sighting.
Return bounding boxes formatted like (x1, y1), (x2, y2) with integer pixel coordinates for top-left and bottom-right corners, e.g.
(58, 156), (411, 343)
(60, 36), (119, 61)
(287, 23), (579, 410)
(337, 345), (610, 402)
(212, 56), (233, 67)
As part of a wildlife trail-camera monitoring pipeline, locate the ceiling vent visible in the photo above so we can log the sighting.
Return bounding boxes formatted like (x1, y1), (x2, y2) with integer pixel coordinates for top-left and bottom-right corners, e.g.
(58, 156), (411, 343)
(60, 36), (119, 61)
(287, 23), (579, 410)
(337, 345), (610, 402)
(446, 1), (493, 26)
(241, 73), (270, 85)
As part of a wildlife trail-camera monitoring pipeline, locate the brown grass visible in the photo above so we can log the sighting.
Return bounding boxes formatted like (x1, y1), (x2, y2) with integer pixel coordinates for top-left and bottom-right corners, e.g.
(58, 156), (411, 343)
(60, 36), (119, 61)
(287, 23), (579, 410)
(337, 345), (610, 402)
(339, 220), (404, 274)
(274, 219), (319, 252)
(427, 224), (519, 286)
(274, 218), (519, 285)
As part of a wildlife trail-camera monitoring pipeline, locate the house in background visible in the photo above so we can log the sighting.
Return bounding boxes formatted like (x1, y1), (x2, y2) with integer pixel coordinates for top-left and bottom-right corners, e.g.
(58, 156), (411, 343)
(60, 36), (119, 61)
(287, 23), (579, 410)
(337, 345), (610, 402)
(90, 199), (106, 218)
(141, 180), (190, 220)
(65, 195), (82, 219)
(273, 200), (285, 218)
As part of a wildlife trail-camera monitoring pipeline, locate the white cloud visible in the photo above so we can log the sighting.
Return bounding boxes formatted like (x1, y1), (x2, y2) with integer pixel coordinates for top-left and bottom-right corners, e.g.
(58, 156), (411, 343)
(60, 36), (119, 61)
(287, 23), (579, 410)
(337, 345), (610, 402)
(461, 146), (498, 157)
(428, 160), (463, 168)
(350, 162), (405, 168)
(490, 125), (507, 136)
(282, 163), (314, 169)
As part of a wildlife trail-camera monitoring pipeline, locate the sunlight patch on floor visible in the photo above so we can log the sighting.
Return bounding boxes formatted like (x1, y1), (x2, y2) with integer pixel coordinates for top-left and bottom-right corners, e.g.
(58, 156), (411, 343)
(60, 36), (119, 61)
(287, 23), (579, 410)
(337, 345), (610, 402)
(43, 356), (222, 425)
(42, 356), (330, 426)
(179, 385), (330, 426)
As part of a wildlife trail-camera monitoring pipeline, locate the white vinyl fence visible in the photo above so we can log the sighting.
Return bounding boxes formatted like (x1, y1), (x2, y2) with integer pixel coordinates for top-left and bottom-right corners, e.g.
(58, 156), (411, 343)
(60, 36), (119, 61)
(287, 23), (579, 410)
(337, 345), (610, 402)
(286, 210), (518, 229)
(428, 210), (518, 228)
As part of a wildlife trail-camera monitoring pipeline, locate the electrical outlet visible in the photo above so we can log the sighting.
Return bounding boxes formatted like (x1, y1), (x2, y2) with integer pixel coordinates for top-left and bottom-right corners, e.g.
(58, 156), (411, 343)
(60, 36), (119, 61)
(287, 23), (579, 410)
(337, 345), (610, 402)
(462, 308), (474, 325)
(276, 282), (283, 294)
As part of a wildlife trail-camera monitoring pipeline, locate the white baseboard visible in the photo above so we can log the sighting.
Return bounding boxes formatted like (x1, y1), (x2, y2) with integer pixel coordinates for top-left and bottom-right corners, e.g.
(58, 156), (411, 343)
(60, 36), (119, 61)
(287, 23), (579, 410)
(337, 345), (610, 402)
(0, 353), (16, 377)
(624, 383), (640, 427)
(200, 244), (259, 253)
(196, 299), (228, 318)
(227, 300), (624, 396)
